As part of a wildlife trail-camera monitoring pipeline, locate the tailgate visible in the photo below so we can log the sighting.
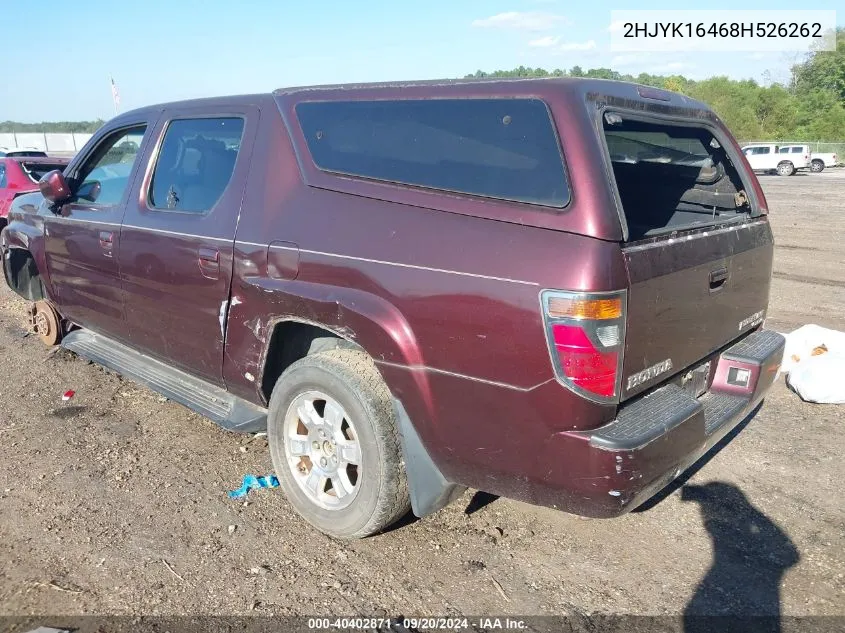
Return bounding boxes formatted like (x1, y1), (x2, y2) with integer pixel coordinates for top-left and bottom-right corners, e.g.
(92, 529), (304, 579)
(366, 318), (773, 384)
(600, 111), (774, 401)
(621, 220), (773, 399)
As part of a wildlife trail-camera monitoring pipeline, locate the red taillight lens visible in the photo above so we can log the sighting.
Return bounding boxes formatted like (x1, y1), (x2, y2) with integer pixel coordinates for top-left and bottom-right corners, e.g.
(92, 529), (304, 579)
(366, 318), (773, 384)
(541, 290), (626, 403)
(552, 324), (619, 397)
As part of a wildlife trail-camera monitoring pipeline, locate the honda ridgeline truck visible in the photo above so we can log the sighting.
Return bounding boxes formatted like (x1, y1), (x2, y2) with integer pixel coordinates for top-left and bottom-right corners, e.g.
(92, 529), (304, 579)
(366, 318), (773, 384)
(1, 79), (784, 538)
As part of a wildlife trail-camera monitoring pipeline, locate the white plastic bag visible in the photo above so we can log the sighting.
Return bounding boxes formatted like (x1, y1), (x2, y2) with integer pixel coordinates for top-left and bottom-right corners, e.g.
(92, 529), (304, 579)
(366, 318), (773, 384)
(780, 324), (845, 404)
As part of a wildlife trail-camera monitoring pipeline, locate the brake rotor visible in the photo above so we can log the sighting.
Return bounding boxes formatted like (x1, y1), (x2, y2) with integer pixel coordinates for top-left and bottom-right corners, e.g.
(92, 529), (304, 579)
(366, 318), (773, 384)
(32, 300), (62, 346)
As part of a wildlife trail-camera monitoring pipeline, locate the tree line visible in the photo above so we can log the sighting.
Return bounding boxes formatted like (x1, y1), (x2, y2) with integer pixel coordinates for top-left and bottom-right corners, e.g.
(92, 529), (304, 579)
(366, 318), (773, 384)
(466, 29), (845, 142)
(0, 120), (104, 134)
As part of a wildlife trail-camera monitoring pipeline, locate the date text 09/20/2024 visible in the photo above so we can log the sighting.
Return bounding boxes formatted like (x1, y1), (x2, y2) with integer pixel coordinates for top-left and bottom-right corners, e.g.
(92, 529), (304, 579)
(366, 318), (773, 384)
(307, 617), (527, 630)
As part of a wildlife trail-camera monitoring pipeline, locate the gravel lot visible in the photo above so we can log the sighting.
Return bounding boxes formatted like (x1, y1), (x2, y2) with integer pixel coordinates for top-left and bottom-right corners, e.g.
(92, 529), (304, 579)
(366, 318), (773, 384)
(0, 171), (843, 621)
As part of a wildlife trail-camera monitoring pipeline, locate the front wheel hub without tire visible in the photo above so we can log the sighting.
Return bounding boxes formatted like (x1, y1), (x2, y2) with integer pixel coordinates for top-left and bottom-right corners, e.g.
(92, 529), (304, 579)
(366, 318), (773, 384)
(31, 300), (62, 346)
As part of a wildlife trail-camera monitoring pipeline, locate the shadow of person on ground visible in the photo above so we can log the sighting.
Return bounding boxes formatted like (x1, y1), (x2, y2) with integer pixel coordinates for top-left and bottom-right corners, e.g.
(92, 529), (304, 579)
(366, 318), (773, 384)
(636, 402), (763, 513)
(682, 482), (800, 633)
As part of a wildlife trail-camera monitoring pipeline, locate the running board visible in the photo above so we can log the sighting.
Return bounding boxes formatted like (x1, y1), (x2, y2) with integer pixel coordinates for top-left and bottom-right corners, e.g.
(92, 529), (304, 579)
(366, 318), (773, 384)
(61, 330), (267, 433)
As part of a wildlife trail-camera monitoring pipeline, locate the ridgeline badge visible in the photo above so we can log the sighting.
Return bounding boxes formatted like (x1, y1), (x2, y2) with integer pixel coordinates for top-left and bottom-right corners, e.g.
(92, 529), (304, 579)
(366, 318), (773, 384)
(739, 310), (765, 331)
(627, 358), (674, 390)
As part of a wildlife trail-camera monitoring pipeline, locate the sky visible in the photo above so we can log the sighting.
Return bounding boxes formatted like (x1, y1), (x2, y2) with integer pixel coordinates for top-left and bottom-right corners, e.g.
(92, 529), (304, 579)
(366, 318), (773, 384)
(1, 0), (841, 122)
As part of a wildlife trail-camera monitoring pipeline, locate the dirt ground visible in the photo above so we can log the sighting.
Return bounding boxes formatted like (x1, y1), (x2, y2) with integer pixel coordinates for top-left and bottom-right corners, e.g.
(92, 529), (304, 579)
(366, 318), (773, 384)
(0, 171), (843, 621)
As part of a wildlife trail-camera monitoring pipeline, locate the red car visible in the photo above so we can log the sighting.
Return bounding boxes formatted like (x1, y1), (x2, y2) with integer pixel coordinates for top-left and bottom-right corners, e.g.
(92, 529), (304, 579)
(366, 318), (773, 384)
(0, 156), (69, 225)
(2, 79), (784, 539)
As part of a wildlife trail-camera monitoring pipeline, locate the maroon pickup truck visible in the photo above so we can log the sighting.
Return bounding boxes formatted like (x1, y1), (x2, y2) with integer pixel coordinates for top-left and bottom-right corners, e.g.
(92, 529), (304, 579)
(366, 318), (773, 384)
(1, 79), (784, 539)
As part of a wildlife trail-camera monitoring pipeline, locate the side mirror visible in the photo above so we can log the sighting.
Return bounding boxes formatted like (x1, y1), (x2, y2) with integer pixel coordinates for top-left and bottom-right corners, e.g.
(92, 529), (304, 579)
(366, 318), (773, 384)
(38, 170), (71, 204)
(76, 180), (102, 203)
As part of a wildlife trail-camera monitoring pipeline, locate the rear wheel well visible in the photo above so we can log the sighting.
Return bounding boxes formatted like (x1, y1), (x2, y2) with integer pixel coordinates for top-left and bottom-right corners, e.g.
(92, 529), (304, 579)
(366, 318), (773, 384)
(260, 320), (362, 401)
(3, 248), (45, 301)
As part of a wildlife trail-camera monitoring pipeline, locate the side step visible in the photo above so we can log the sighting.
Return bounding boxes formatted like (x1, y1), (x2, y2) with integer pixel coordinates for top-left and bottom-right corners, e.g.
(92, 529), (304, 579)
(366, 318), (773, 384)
(62, 329), (267, 433)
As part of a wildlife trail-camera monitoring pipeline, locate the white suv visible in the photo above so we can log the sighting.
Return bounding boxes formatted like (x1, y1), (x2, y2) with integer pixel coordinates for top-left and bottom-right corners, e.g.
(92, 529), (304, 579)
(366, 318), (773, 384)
(742, 143), (809, 176)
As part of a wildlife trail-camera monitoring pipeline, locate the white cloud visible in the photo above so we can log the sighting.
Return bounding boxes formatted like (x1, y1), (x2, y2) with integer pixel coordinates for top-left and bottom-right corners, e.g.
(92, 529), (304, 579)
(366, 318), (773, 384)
(471, 11), (567, 31)
(611, 53), (651, 67)
(748, 52), (767, 60)
(557, 39), (597, 51)
(526, 38), (597, 54)
(645, 61), (692, 73)
(528, 36), (561, 48)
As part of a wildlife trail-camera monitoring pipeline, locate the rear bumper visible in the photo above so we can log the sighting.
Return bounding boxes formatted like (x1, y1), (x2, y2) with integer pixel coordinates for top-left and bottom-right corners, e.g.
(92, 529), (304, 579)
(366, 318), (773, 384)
(554, 328), (784, 517)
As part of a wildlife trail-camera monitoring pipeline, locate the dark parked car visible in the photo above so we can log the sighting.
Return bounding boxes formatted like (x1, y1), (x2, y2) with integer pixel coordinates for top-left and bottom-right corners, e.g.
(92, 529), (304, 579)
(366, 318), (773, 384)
(1, 79), (784, 539)
(0, 147), (49, 158)
(0, 156), (69, 225)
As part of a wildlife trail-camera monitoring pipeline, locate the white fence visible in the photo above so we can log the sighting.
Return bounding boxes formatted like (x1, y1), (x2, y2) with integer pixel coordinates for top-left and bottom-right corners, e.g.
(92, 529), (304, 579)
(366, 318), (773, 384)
(0, 132), (92, 156)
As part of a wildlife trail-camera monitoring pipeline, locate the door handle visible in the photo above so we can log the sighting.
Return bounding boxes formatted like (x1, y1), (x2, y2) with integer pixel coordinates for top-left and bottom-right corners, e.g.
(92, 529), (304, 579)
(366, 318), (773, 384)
(99, 231), (114, 257)
(198, 247), (219, 263)
(709, 267), (729, 290)
(198, 247), (220, 279)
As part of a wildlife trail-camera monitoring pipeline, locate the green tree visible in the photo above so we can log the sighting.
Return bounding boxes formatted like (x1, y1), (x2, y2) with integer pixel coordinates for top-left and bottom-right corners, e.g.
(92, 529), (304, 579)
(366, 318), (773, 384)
(583, 68), (621, 80)
(754, 85), (799, 139)
(792, 27), (845, 105)
(663, 77), (685, 94)
(794, 90), (845, 140)
(0, 120), (104, 133)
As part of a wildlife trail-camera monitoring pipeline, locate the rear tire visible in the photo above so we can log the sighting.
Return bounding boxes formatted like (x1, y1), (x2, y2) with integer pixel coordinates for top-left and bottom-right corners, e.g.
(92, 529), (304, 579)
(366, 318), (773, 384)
(267, 349), (410, 539)
(777, 161), (795, 176)
(810, 159), (825, 173)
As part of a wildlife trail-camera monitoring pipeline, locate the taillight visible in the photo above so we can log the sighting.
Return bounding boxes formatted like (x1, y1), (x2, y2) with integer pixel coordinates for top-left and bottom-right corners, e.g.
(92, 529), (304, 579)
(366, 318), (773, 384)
(540, 290), (627, 403)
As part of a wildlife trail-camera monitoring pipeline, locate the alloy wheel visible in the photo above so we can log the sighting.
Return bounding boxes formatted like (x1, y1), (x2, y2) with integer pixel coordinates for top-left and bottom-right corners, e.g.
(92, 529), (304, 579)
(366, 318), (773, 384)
(283, 390), (361, 510)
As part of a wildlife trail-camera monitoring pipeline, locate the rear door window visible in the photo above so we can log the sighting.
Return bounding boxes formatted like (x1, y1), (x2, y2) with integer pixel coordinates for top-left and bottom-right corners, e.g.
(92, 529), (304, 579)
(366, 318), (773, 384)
(148, 117), (244, 213)
(0, 164), (6, 188)
(604, 117), (751, 241)
(295, 98), (569, 207)
(791, 147), (804, 154)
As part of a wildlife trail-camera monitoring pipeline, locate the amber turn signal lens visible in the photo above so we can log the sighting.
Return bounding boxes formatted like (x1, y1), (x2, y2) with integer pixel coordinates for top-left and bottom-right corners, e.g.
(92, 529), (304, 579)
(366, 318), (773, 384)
(547, 297), (623, 320)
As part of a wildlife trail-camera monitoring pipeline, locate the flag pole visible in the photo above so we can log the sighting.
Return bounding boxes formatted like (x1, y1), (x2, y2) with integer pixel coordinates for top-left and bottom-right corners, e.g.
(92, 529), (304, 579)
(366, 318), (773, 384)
(110, 76), (121, 115)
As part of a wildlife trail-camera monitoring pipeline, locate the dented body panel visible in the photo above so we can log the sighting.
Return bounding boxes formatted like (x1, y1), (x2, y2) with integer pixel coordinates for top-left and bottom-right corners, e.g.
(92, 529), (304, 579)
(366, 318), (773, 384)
(0, 78), (783, 518)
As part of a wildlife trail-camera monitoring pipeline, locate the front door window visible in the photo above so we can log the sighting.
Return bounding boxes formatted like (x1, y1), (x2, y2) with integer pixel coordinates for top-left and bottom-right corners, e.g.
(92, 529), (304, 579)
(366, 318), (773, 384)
(75, 127), (147, 206)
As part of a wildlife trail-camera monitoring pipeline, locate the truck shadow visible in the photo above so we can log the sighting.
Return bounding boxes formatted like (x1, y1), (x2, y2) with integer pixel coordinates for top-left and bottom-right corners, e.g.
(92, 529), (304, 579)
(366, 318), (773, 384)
(682, 481), (800, 633)
(636, 401), (763, 511)
(630, 401), (800, 630)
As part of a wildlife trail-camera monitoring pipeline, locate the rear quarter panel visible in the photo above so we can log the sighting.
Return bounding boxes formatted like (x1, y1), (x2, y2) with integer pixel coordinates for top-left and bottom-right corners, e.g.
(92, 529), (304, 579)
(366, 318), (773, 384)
(225, 95), (630, 495)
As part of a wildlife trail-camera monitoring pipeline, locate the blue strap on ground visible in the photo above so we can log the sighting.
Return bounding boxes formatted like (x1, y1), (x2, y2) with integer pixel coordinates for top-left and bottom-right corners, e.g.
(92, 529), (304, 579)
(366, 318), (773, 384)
(228, 474), (280, 499)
